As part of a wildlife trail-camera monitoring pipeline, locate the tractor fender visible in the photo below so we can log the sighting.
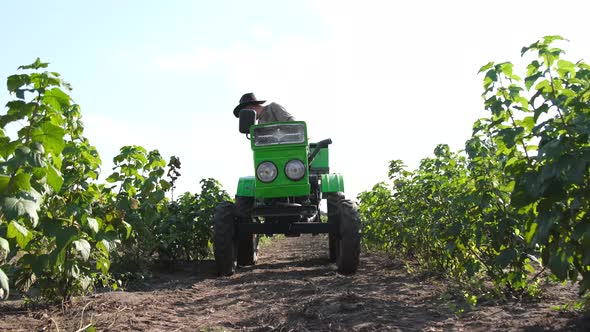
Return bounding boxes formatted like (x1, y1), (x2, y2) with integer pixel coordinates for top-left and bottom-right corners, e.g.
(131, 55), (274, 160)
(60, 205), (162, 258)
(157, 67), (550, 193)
(236, 176), (255, 197)
(321, 173), (345, 193)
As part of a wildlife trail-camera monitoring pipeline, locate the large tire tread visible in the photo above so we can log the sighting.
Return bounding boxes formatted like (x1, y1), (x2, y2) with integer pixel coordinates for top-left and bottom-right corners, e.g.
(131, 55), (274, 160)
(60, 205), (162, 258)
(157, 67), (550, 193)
(235, 196), (258, 266)
(213, 201), (237, 276)
(336, 199), (361, 274)
(327, 192), (345, 262)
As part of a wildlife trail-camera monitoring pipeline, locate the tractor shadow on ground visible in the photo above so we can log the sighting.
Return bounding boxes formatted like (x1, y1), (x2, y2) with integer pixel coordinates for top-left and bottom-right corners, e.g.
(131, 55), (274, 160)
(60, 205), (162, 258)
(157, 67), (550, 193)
(239, 256), (333, 272)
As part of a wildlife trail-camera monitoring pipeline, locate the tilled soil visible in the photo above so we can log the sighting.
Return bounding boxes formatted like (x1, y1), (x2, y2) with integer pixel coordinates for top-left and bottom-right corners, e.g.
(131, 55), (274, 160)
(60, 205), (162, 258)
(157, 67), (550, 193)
(1, 235), (589, 331)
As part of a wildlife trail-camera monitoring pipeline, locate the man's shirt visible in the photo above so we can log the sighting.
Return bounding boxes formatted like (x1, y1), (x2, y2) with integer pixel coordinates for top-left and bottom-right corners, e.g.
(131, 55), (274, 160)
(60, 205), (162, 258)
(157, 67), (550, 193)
(258, 102), (295, 124)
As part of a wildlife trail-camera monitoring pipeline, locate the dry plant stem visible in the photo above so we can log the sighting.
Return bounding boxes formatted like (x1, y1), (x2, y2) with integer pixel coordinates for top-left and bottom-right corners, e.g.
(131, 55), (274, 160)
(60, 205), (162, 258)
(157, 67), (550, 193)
(79, 301), (94, 329)
(106, 305), (129, 329)
(74, 323), (92, 332)
(50, 317), (60, 332)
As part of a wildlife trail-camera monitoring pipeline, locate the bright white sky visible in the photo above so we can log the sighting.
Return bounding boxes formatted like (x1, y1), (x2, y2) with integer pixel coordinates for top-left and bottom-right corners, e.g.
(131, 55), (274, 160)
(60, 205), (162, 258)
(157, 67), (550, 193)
(1, 1), (589, 199)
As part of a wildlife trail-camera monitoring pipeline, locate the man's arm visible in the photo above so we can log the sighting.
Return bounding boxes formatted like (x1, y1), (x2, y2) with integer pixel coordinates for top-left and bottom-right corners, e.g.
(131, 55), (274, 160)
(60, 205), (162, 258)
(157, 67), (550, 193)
(270, 103), (295, 122)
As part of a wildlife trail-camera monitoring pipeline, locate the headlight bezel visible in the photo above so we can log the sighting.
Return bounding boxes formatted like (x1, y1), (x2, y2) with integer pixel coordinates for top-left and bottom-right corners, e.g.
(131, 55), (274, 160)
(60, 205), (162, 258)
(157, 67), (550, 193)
(284, 159), (306, 181)
(256, 161), (278, 183)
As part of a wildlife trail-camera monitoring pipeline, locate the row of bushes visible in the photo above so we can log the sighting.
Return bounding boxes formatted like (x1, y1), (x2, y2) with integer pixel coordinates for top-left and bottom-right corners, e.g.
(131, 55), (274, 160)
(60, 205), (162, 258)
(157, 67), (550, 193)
(359, 36), (590, 299)
(0, 59), (230, 302)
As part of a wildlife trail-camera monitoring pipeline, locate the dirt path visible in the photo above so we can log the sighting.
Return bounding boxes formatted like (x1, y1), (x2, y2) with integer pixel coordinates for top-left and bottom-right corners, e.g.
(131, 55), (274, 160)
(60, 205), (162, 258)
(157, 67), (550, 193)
(1, 235), (589, 331)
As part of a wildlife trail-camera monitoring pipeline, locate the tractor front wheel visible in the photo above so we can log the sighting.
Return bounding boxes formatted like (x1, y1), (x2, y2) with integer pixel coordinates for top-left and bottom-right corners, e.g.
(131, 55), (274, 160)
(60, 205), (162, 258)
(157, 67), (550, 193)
(335, 199), (361, 274)
(237, 233), (259, 266)
(213, 202), (238, 276)
(327, 192), (344, 262)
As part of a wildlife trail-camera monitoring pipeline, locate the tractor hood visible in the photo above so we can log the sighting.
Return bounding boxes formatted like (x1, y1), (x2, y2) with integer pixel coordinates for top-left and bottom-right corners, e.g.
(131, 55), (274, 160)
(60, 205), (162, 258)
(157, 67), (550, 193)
(249, 121), (310, 198)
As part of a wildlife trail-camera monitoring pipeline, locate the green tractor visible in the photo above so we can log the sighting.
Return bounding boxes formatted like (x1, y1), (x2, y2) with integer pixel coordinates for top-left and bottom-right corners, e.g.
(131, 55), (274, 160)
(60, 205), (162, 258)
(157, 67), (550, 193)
(213, 109), (361, 276)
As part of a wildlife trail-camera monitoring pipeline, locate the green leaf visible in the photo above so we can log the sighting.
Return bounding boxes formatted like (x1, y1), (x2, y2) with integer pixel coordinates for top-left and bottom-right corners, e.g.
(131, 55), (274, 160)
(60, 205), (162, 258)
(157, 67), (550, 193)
(87, 218), (99, 234)
(4, 101), (31, 122)
(18, 58), (49, 70)
(97, 239), (111, 255)
(0, 268), (9, 299)
(535, 79), (551, 92)
(483, 69), (498, 90)
(52, 154), (63, 170)
(2, 197), (39, 227)
(542, 35), (565, 44)
(525, 222), (538, 245)
(46, 164), (64, 192)
(7, 221), (32, 248)
(0, 175), (10, 193)
(557, 60), (575, 77)
(500, 62), (515, 78)
(122, 221), (132, 239)
(44, 88), (71, 109)
(73, 239), (91, 261)
(105, 172), (120, 183)
(0, 140), (19, 160)
(526, 60), (541, 76)
(50, 246), (67, 267)
(96, 256), (110, 274)
(160, 180), (171, 191)
(0, 237), (9, 261)
(7, 74), (30, 92)
(10, 172), (32, 192)
(478, 62), (494, 74)
(498, 127), (524, 149)
(31, 122), (66, 155)
(519, 116), (536, 132)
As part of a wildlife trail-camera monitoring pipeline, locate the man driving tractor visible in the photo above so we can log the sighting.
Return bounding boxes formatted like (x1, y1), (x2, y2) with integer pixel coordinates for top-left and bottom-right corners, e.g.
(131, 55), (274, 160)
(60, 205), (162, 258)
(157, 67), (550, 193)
(216, 91), (360, 277)
(233, 92), (295, 124)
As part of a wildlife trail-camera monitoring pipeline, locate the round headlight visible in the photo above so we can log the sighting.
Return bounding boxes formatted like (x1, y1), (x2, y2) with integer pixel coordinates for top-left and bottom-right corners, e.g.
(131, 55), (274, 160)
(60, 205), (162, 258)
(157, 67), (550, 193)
(285, 159), (306, 181)
(256, 161), (278, 183)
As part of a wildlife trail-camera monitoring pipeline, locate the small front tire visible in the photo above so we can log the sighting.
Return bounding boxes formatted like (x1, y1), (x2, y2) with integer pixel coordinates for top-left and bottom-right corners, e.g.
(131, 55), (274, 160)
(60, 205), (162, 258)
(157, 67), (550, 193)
(327, 192), (344, 262)
(335, 199), (361, 274)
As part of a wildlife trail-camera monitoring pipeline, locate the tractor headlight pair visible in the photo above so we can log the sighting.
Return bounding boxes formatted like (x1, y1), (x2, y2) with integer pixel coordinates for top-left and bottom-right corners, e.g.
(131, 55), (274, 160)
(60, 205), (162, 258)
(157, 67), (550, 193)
(256, 160), (306, 183)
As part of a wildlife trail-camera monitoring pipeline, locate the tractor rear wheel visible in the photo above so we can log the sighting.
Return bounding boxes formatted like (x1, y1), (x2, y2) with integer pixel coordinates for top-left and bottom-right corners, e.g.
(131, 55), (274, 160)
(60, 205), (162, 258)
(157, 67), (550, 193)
(235, 196), (254, 218)
(327, 192), (344, 262)
(213, 202), (237, 276)
(336, 199), (361, 274)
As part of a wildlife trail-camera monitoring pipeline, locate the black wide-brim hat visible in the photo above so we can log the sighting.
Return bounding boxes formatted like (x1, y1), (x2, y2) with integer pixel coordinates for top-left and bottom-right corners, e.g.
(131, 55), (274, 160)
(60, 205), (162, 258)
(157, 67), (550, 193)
(233, 92), (266, 117)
